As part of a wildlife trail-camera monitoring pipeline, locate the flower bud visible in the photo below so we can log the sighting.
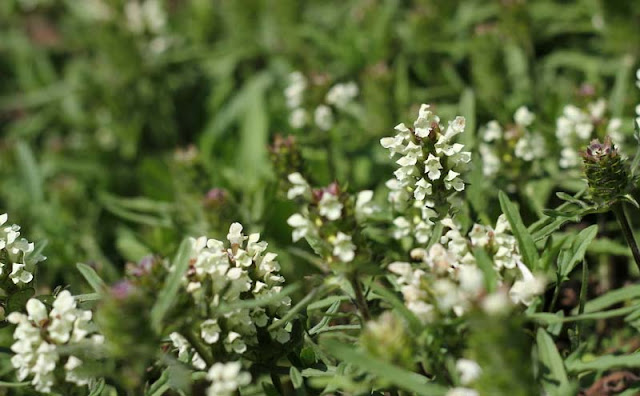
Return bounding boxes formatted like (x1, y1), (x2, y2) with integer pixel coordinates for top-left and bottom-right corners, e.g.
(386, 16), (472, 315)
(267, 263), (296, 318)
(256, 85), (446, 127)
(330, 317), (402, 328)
(581, 136), (630, 203)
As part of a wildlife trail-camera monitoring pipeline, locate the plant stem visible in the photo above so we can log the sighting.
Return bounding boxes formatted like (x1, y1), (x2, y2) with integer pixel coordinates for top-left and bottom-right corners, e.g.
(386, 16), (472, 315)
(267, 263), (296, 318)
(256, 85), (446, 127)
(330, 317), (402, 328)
(612, 203), (640, 272)
(270, 371), (284, 395)
(182, 328), (214, 367)
(574, 259), (588, 349)
(349, 275), (371, 321)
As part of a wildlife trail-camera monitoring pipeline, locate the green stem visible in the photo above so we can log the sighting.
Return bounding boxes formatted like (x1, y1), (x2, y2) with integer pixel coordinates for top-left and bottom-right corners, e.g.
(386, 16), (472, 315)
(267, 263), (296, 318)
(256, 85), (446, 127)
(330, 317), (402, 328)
(182, 328), (214, 367)
(612, 203), (640, 272)
(270, 371), (284, 395)
(574, 259), (588, 349)
(349, 275), (371, 321)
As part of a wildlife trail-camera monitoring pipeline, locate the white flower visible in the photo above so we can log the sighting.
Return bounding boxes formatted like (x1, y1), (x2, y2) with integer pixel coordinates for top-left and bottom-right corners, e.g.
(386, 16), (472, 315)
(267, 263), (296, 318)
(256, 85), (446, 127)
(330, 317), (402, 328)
(444, 170), (465, 192)
(171, 332), (207, 370)
(318, 193), (343, 220)
(227, 223), (247, 246)
(288, 108), (307, 129)
(287, 213), (313, 242)
(207, 361), (251, 396)
(9, 263), (33, 284)
(413, 178), (432, 201)
(483, 120), (502, 142)
(325, 82), (358, 109)
(355, 190), (377, 221)
(457, 266), (484, 295)
(481, 291), (511, 315)
(285, 72), (307, 109)
(65, 356), (91, 386)
(224, 332), (247, 354)
(201, 319), (221, 344)
(456, 359), (482, 385)
(424, 154), (442, 180)
(314, 105), (334, 130)
(9, 292), (100, 391)
(287, 172), (310, 200)
(332, 232), (356, 262)
(396, 141), (422, 167)
(479, 144), (500, 177)
(392, 216), (411, 239)
(509, 261), (546, 306)
(414, 104), (437, 138)
(514, 106), (535, 127)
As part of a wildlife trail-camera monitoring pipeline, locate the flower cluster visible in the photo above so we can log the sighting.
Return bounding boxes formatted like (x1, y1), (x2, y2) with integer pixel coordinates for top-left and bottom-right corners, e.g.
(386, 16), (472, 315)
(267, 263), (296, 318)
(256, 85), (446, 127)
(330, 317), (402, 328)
(284, 72), (359, 130)
(478, 106), (546, 180)
(206, 361), (251, 396)
(388, 215), (545, 322)
(556, 98), (625, 168)
(286, 173), (377, 269)
(173, 223), (292, 365)
(7, 291), (103, 393)
(380, 104), (470, 244)
(0, 213), (45, 285)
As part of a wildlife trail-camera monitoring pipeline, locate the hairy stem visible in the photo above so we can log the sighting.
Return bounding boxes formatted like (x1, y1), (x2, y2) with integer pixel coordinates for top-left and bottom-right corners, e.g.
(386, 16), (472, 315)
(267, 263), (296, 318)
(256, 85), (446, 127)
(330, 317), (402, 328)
(612, 203), (640, 272)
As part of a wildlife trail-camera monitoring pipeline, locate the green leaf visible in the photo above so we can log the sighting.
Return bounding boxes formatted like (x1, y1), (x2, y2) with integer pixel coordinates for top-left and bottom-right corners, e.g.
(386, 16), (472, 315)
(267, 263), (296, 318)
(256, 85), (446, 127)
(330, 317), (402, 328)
(529, 304), (639, 324)
(369, 282), (422, 335)
(581, 285), (640, 313)
(150, 238), (193, 332)
(499, 191), (540, 269)
(6, 288), (35, 313)
(15, 141), (43, 203)
(536, 329), (571, 395)
(88, 379), (106, 396)
(0, 381), (30, 387)
(321, 339), (447, 396)
(458, 88), (476, 149)
(290, 366), (304, 389)
(558, 225), (598, 278)
(76, 263), (107, 293)
(268, 286), (323, 331)
(566, 353), (640, 373)
(472, 247), (497, 293)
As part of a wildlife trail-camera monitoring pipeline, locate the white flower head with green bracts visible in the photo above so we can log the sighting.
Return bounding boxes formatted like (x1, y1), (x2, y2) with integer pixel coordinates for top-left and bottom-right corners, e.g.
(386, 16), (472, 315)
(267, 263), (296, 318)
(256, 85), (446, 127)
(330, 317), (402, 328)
(178, 222), (292, 367)
(7, 291), (102, 393)
(380, 104), (471, 242)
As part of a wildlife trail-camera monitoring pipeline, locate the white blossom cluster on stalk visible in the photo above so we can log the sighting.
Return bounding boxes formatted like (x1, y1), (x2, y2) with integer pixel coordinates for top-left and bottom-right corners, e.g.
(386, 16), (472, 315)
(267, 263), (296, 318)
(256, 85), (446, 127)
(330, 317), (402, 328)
(555, 98), (625, 168)
(7, 291), (103, 393)
(388, 215), (546, 322)
(380, 104), (470, 244)
(478, 106), (546, 178)
(284, 71), (358, 130)
(206, 361), (251, 396)
(174, 222), (292, 366)
(0, 213), (45, 285)
(286, 172), (377, 265)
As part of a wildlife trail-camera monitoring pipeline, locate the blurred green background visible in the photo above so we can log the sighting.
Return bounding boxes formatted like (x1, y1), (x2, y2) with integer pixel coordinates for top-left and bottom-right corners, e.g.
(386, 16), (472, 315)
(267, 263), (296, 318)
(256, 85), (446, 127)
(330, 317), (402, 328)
(1, 0), (639, 291)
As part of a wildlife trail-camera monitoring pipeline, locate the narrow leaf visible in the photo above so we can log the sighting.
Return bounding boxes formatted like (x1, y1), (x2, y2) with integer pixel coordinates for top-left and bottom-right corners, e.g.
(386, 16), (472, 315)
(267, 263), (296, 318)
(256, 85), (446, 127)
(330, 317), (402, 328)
(321, 339), (447, 396)
(499, 191), (540, 269)
(76, 263), (107, 293)
(151, 238), (193, 332)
